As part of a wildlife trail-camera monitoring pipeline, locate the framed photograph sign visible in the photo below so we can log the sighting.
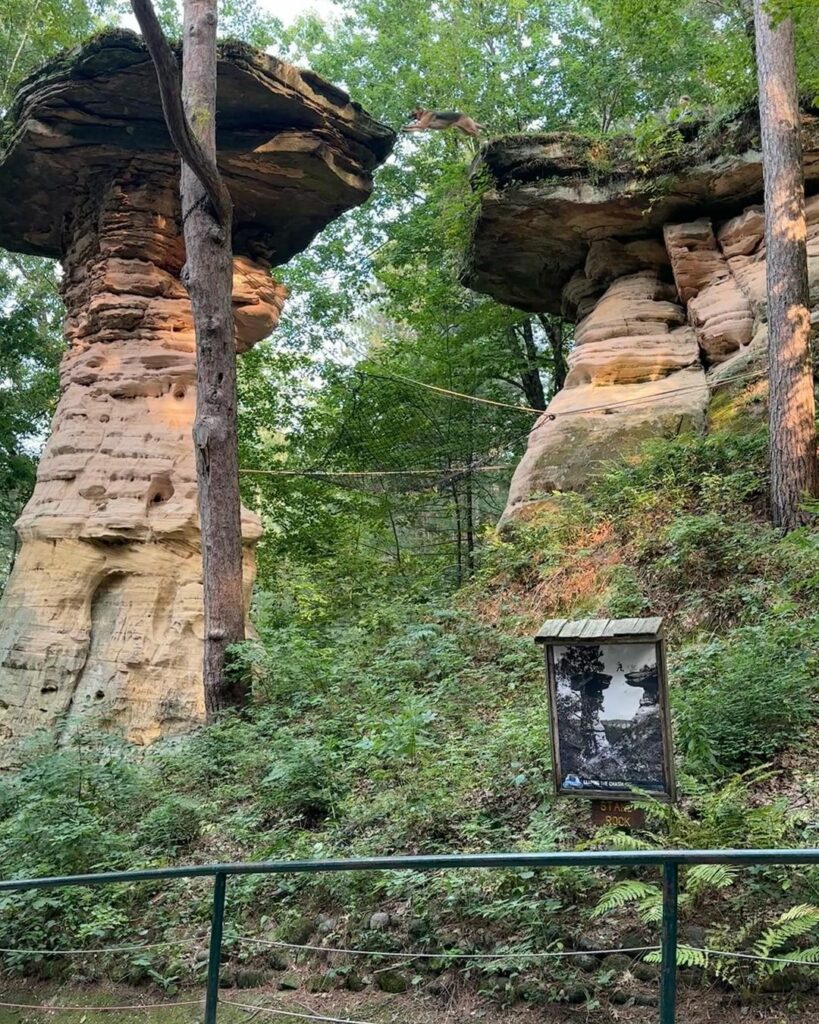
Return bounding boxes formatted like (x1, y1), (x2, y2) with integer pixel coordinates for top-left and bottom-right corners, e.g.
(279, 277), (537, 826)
(535, 617), (675, 802)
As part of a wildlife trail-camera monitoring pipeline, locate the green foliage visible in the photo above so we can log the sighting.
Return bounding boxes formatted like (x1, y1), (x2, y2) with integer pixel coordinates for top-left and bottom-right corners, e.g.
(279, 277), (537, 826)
(595, 430), (769, 520)
(685, 863), (738, 897)
(756, 904), (819, 960)
(0, 258), (64, 587)
(137, 796), (203, 856)
(2, 423), (819, 1001)
(645, 944), (709, 967)
(630, 116), (685, 171)
(605, 565), (650, 618)
(2, 0), (819, 1003)
(674, 618), (819, 776)
(261, 732), (342, 820)
(592, 879), (662, 920)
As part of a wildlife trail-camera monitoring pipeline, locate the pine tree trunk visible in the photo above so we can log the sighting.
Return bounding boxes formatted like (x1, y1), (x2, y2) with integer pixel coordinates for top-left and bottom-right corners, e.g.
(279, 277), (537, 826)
(753, 0), (818, 529)
(182, 0), (248, 714)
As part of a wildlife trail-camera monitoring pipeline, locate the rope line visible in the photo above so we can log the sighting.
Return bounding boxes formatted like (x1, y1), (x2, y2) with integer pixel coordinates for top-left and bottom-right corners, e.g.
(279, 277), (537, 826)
(220, 999), (379, 1024)
(236, 368), (764, 483)
(687, 946), (819, 966)
(358, 370), (544, 414)
(239, 466), (511, 478)
(0, 999), (204, 1011)
(355, 366), (765, 421)
(238, 936), (660, 959)
(0, 938), (198, 955)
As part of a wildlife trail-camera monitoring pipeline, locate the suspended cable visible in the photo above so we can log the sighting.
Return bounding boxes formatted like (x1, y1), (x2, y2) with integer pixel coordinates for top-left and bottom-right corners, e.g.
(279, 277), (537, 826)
(357, 369), (544, 414)
(237, 368), (762, 489)
(239, 466), (512, 478)
(352, 366), (765, 420)
(238, 936), (660, 959)
(0, 999), (204, 1012)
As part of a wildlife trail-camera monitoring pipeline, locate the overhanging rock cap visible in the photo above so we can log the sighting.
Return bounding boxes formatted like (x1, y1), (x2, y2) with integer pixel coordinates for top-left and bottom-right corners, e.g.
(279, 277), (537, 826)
(535, 617), (664, 643)
(0, 29), (395, 263)
(463, 107), (819, 313)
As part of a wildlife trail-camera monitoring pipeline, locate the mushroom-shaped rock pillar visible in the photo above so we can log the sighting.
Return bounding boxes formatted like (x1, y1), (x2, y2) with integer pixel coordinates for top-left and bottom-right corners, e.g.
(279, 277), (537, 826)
(462, 110), (819, 520)
(0, 30), (394, 758)
(570, 669), (612, 760)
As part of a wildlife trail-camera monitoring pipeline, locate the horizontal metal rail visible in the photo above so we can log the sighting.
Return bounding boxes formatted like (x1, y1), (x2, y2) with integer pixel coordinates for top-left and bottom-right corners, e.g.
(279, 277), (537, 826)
(2, 848), (818, 893)
(3, 848), (819, 1024)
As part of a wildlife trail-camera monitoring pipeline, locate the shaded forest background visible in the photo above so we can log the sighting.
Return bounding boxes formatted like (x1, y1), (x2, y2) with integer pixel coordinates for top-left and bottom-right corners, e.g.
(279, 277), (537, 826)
(2, 0), (817, 602)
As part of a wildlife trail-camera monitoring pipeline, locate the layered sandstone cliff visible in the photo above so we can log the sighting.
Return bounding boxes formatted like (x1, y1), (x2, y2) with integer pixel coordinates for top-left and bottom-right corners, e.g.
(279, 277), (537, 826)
(462, 109), (819, 518)
(0, 31), (393, 759)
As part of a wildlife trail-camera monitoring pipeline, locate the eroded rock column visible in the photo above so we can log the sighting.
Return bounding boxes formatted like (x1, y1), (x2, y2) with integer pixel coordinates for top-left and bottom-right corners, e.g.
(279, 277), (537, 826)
(0, 164), (284, 757)
(505, 256), (709, 516)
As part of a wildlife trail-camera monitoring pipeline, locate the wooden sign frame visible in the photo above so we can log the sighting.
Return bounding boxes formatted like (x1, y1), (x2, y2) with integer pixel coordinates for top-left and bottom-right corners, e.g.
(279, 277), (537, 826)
(536, 618), (676, 803)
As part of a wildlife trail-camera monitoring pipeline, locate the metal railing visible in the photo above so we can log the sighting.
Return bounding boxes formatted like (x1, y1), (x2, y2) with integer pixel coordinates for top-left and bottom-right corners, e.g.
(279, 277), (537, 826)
(3, 847), (819, 1024)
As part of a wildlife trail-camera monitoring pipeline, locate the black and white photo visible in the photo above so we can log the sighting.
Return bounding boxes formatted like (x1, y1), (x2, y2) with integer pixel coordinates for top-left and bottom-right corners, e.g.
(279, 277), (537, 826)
(549, 640), (670, 797)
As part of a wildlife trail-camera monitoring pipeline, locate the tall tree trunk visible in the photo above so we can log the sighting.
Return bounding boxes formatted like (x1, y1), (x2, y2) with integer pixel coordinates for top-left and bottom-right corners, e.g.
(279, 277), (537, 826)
(451, 480), (463, 585)
(753, 0), (818, 529)
(131, 0), (248, 716)
(183, 0), (247, 714)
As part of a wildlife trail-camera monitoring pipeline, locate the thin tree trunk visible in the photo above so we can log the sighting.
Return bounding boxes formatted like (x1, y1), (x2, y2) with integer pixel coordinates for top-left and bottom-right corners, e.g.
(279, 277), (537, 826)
(380, 484), (404, 573)
(451, 480), (463, 585)
(182, 0), (247, 714)
(505, 322), (546, 411)
(131, 0), (246, 715)
(520, 319), (547, 410)
(536, 314), (568, 396)
(465, 463), (475, 577)
(753, 0), (818, 529)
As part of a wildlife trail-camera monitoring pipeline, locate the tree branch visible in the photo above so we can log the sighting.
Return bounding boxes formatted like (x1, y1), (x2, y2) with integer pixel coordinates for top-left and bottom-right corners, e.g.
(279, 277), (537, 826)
(129, 0), (232, 226)
(495, 374), (526, 393)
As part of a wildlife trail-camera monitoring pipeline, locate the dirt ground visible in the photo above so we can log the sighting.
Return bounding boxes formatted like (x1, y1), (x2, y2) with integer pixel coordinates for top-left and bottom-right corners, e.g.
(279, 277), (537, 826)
(1, 980), (818, 1024)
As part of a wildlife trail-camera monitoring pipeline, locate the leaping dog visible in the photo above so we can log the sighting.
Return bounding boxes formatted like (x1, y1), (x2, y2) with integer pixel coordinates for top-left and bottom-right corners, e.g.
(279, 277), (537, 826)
(401, 107), (485, 139)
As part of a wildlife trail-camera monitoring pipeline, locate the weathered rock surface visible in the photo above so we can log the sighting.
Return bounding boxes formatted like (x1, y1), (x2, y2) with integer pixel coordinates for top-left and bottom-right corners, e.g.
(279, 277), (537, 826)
(0, 31), (393, 760)
(461, 107), (819, 519)
(0, 30), (394, 263)
(464, 107), (819, 313)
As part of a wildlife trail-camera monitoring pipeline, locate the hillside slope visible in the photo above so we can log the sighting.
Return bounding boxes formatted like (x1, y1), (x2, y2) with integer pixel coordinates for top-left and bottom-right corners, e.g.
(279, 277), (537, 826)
(1, 384), (819, 1017)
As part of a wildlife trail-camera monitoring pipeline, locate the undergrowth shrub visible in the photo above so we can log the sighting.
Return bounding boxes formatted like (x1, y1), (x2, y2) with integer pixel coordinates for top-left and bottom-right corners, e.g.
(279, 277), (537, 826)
(605, 565), (650, 617)
(261, 731), (342, 821)
(3, 423), (819, 995)
(595, 431), (768, 520)
(673, 617), (819, 776)
(138, 796), (203, 855)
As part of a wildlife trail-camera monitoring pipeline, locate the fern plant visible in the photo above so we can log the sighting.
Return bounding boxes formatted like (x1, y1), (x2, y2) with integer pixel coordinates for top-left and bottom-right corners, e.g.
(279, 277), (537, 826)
(593, 862), (740, 931)
(755, 904), (819, 962)
(685, 864), (737, 898)
(592, 880), (662, 923)
(645, 945), (709, 968)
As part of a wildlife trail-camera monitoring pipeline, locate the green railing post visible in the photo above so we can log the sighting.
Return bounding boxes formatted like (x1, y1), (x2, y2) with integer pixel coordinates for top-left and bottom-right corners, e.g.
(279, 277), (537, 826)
(204, 871), (227, 1024)
(659, 862), (679, 1024)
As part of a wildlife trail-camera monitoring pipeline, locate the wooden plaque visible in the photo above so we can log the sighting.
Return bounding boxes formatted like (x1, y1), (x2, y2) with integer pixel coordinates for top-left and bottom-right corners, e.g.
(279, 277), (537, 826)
(590, 800), (646, 830)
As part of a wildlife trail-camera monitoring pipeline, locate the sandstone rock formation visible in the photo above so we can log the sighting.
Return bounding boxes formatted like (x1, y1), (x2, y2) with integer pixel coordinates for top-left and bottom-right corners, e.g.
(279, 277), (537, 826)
(462, 108), (819, 518)
(0, 31), (393, 760)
